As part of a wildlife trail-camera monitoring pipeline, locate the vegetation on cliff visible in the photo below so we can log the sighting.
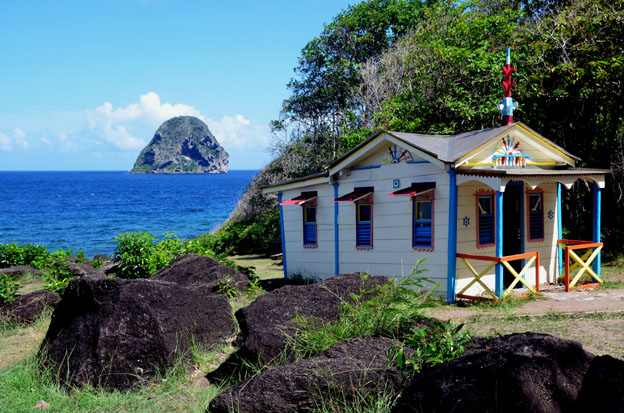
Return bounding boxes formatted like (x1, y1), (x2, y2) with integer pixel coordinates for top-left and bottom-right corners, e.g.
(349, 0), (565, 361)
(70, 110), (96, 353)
(223, 0), (624, 256)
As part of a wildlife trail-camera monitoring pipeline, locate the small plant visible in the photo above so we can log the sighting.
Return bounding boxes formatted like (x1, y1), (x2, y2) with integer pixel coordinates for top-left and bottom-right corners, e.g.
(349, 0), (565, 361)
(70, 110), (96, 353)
(43, 250), (74, 294)
(113, 232), (157, 279)
(215, 275), (239, 298)
(389, 320), (471, 377)
(89, 258), (105, 269)
(0, 242), (26, 268)
(0, 273), (19, 305)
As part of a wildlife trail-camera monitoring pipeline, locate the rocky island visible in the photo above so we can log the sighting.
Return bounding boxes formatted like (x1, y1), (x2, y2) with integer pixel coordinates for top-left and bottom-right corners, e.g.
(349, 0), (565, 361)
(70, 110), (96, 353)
(130, 116), (228, 174)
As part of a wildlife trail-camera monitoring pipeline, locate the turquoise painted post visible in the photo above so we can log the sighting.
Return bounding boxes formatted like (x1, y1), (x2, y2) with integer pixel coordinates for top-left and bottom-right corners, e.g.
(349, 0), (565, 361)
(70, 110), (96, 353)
(277, 192), (287, 279)
(333, 182), (340, 276)
(495, 190), (504, 298)
(557, 183), (563, 278)
(446, 169), (458, 303)
(593, 181), (602, 278)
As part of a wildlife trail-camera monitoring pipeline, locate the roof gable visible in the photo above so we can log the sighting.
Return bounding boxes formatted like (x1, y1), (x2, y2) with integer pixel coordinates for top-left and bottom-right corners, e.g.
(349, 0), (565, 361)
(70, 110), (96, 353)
(455, 123), (577, 168)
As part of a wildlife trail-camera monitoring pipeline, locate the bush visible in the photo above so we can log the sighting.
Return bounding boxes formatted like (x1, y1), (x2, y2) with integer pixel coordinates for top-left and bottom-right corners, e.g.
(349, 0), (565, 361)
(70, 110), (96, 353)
(0, 273), (19, 305)
(287, 261), (438, 360)
(113, 232), (158, 279)
(43, 250), (75, 294)
(0, 243), (26, 268)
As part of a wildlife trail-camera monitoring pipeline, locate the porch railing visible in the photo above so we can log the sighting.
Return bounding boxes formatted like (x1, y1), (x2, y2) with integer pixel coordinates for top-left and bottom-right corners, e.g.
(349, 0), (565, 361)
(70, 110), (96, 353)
(557, 239), (603, 291)
(456, 251), (540, 301)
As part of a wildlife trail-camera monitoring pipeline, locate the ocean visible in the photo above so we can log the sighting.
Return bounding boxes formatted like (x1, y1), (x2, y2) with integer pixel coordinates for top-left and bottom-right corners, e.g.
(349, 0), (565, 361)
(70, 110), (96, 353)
(0, 170), (257, 257)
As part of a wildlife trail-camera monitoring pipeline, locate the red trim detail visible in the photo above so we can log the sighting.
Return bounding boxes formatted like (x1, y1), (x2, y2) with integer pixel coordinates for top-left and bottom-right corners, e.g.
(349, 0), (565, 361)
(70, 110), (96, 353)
(334, 187), (374, 202)
(389, 182), (436, 197)
(280, 191), (318, 206)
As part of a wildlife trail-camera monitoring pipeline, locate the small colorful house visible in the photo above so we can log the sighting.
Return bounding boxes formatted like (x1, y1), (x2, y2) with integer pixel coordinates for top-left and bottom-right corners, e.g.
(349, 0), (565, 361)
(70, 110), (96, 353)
(262, 51), (609, 302)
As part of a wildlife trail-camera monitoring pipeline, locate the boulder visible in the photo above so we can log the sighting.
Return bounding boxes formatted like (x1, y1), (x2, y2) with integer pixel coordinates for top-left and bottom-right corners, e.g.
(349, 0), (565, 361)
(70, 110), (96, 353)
(393, 332), (595, 413)
(576, 355), (624, 411)
(0, 290), (60, 324)
(0, 265), (43, 278)
(209, 273), (389, 380)
(39, 276), (236, 390)
(210, 337), (406, 413)
(66, 262), (106, 280)
(150, 254), (249, 295)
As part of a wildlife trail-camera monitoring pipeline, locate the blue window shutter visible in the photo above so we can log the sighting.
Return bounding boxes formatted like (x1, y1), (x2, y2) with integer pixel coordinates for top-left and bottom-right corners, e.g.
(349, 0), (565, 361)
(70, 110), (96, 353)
(356, 222), (372, 246)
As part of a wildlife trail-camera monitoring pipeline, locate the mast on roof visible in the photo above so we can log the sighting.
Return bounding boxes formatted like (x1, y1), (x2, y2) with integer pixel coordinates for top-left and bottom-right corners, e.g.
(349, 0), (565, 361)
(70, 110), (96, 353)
(498, 48), (518, 125)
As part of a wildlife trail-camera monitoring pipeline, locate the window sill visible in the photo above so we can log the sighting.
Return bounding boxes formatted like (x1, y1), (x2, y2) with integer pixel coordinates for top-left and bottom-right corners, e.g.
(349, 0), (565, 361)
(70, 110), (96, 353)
(413, 246), (433, 252)
(527, 238), (544, 243)
(356, 246), (373, 250)
(303, 244), (318, 249)
(476, 243), (495, 249)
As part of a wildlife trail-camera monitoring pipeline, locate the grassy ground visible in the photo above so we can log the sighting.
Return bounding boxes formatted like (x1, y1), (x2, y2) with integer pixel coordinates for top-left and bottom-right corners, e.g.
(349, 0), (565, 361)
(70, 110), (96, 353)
(1, 256), (623, 412)
(229, 254), (283, 280)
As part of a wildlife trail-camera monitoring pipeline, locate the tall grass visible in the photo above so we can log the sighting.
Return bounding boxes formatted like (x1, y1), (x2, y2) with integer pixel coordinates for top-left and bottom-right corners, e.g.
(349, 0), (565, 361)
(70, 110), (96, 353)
(0, 350), (220, 412)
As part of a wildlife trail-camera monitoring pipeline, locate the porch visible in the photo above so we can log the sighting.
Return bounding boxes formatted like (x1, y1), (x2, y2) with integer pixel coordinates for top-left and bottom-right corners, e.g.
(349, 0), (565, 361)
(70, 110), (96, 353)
(447, 169), (607, 302)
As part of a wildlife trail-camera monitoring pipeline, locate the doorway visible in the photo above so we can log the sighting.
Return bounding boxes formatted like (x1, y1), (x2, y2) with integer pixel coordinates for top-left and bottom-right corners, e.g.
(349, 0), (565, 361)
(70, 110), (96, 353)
(503, 182), (524, 288)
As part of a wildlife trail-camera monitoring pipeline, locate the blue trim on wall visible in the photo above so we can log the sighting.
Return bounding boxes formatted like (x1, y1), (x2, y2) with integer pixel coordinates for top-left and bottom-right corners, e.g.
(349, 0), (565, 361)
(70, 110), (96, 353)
(593, 181), (602, 278)
(557, 183), (563, 277)
(406, 160), (431, 164)
(446, 169), (458, 303)
(277, 192), (287, 279)
(350, 165), (381, 171)
(333, 182), (340, 276)
(495, 190), (504, 298)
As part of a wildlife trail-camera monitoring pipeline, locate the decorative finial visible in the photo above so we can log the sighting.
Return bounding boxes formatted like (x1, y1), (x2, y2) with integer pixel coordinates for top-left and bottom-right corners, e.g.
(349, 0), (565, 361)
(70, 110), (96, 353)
(498, 48), (518, 125)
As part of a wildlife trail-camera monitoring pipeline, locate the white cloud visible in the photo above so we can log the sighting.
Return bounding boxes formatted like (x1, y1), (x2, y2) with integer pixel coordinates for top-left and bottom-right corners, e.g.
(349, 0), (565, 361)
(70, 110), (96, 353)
(0, 128), (29, 150)
(206, 114), (270, 151)
(84, 92), (271, 153)
(0, 132), (11, 151)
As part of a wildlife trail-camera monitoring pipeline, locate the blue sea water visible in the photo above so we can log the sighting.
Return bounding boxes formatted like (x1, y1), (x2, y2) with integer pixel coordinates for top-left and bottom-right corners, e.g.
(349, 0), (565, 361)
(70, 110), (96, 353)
(0, 170), (257, 257)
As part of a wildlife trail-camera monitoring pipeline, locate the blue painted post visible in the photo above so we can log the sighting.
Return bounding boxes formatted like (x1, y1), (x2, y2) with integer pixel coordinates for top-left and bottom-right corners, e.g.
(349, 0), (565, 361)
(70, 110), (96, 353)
(333, 182), (340, 276)
(495, 190), (504, 298)
(446, 169), (458, 303)
(593, 181), (602, 278)
(557, 183), (563, 278)
(277, 192), (287, 279)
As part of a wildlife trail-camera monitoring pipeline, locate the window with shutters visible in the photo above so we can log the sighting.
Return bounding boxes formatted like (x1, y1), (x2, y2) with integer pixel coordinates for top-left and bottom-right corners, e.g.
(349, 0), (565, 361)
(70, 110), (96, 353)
(303, 205), (317, 247)
(413, 191), (434, 250)
(476, 190), (495, 248)
(527, 189), (544, 242)
(356, 200), (373, 249)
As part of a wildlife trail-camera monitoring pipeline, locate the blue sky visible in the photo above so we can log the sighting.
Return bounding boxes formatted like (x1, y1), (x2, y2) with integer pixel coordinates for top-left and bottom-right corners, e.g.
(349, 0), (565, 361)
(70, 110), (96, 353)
(0, 0), (358, 170)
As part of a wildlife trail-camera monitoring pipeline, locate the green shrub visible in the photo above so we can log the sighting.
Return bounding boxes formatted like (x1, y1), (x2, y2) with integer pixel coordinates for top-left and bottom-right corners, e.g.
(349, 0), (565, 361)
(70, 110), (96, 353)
(22, 244), (50, 269)
(113, 232), (158, 279)
(287, 261), (438, 360)
(0, 273), (19, 304)
(43, 250), (74, 294)
(0, 242), (26, 268)
(389, 321), (471, 377)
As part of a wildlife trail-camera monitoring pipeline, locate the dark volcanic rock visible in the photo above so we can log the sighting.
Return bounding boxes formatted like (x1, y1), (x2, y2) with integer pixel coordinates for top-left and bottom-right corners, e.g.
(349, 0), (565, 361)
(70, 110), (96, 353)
(66, 262), (106, 280)
(577, 355), (624, 411)
(209, 273), (389, 380)
(130, 116), (228, 174)
(0, 290), (60, 324)
(39, 276), (236, 390)
(150, 254), (249, 295)
(393, 332), (595, 413)
(0, 265), (43, 277)
(210, 337), (405, 413)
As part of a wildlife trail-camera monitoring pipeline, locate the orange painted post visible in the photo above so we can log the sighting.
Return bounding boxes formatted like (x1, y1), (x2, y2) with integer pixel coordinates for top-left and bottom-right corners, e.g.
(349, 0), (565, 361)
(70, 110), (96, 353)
(564, 246), (570, 292)
(531, 251), (539, 293)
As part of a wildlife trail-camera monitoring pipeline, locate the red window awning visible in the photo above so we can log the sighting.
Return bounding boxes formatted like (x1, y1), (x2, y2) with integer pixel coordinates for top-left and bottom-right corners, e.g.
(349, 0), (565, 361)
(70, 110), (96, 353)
(333, 187), (374, 202)
(280, 191), (317, 206)
(389, 182), (436, 197)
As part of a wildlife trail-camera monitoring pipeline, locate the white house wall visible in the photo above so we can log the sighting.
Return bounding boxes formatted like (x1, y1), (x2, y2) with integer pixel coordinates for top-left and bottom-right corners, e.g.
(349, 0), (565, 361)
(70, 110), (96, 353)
(335, 161), (450, 291)
(281, 184), (335, 279)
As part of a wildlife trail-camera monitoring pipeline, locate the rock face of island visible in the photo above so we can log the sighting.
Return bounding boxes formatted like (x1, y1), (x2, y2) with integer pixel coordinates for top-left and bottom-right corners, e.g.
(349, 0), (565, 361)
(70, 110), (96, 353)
(131, 116), (228, 174)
